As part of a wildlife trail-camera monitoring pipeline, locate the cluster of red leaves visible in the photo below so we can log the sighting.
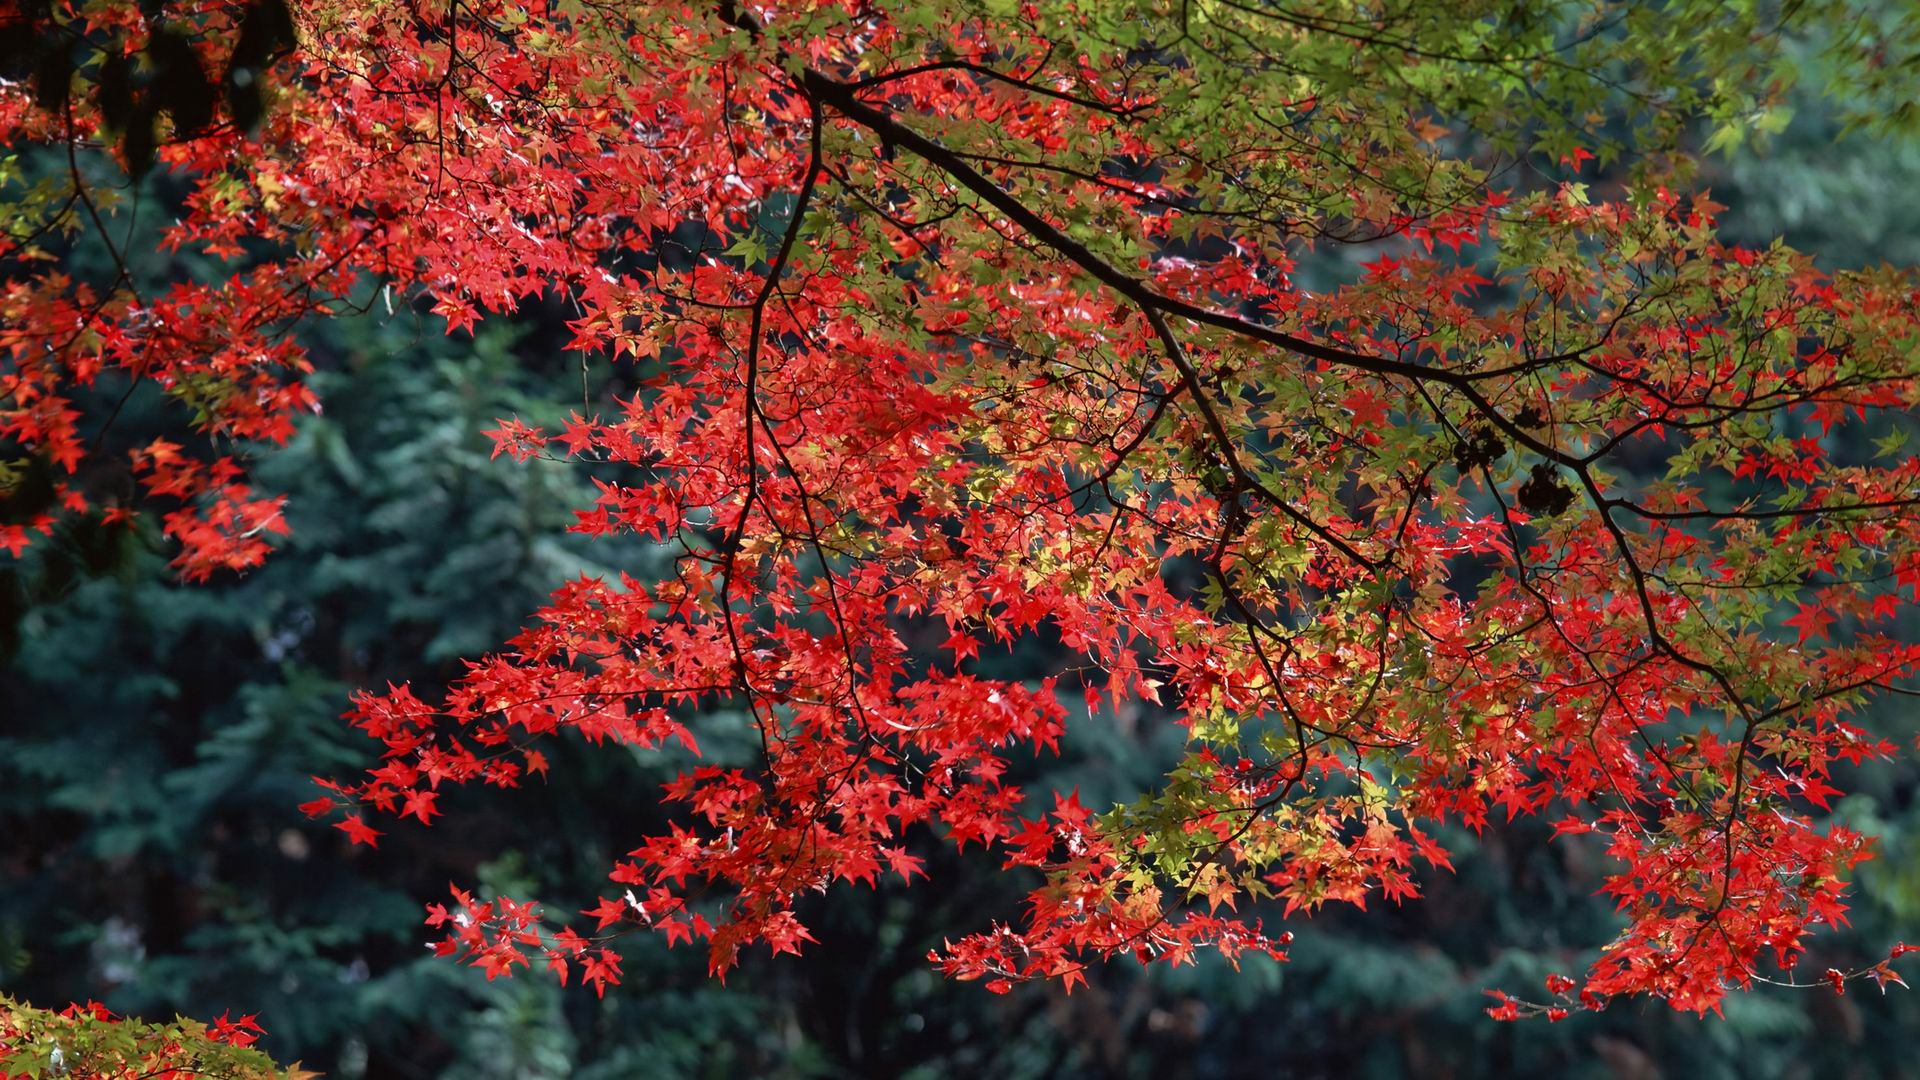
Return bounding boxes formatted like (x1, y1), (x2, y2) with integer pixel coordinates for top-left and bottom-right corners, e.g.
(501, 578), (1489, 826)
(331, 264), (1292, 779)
(9, 0), (1920, 1019)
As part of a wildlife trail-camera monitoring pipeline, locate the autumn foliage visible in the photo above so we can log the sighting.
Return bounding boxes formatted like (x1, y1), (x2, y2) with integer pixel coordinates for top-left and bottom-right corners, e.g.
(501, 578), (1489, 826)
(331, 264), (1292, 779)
(9, 0), (1920, 1028)
(0, 995), (308, 1079)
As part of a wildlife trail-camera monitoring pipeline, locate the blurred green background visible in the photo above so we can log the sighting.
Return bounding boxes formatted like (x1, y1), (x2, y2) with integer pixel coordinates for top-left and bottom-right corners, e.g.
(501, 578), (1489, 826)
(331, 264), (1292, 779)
(7, 81), (1920, 1080)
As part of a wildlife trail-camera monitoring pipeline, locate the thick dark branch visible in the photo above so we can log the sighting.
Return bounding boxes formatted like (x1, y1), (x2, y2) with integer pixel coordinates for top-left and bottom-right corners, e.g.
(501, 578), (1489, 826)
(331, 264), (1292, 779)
(1608, 494), (1920, 522)
(798, 67), (1565, 389)
(848, 57), (1145, 117)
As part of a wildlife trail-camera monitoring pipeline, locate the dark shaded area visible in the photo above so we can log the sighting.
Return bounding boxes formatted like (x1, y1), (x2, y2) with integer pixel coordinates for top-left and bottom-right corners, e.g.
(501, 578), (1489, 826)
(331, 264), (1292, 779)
(2, 0), (294, 174)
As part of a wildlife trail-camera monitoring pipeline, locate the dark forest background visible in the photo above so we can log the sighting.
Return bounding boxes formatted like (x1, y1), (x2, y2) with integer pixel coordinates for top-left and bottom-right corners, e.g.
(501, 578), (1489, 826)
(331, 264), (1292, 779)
(6, 74), (1920, 1080)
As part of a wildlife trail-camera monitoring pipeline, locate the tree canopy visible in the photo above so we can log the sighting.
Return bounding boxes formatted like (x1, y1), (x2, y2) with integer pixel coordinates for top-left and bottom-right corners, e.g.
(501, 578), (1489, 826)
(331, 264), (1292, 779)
(8, 0), (1920, 1034)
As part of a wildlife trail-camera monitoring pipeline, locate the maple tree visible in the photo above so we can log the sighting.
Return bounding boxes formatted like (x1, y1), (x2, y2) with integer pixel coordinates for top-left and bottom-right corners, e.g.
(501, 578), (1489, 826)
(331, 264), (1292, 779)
(9, 0), (1920, 1028)
(0, 995), (306, 1079)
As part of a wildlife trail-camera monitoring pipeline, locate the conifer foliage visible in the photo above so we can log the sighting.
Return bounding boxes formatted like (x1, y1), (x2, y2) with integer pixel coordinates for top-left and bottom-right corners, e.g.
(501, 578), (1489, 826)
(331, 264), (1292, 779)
(8, 0), (1920, 1024)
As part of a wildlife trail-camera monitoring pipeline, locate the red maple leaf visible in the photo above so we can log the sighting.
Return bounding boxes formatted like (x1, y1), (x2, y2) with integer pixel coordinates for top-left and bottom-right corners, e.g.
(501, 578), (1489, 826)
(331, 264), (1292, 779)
(334, 815), (383, 848)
